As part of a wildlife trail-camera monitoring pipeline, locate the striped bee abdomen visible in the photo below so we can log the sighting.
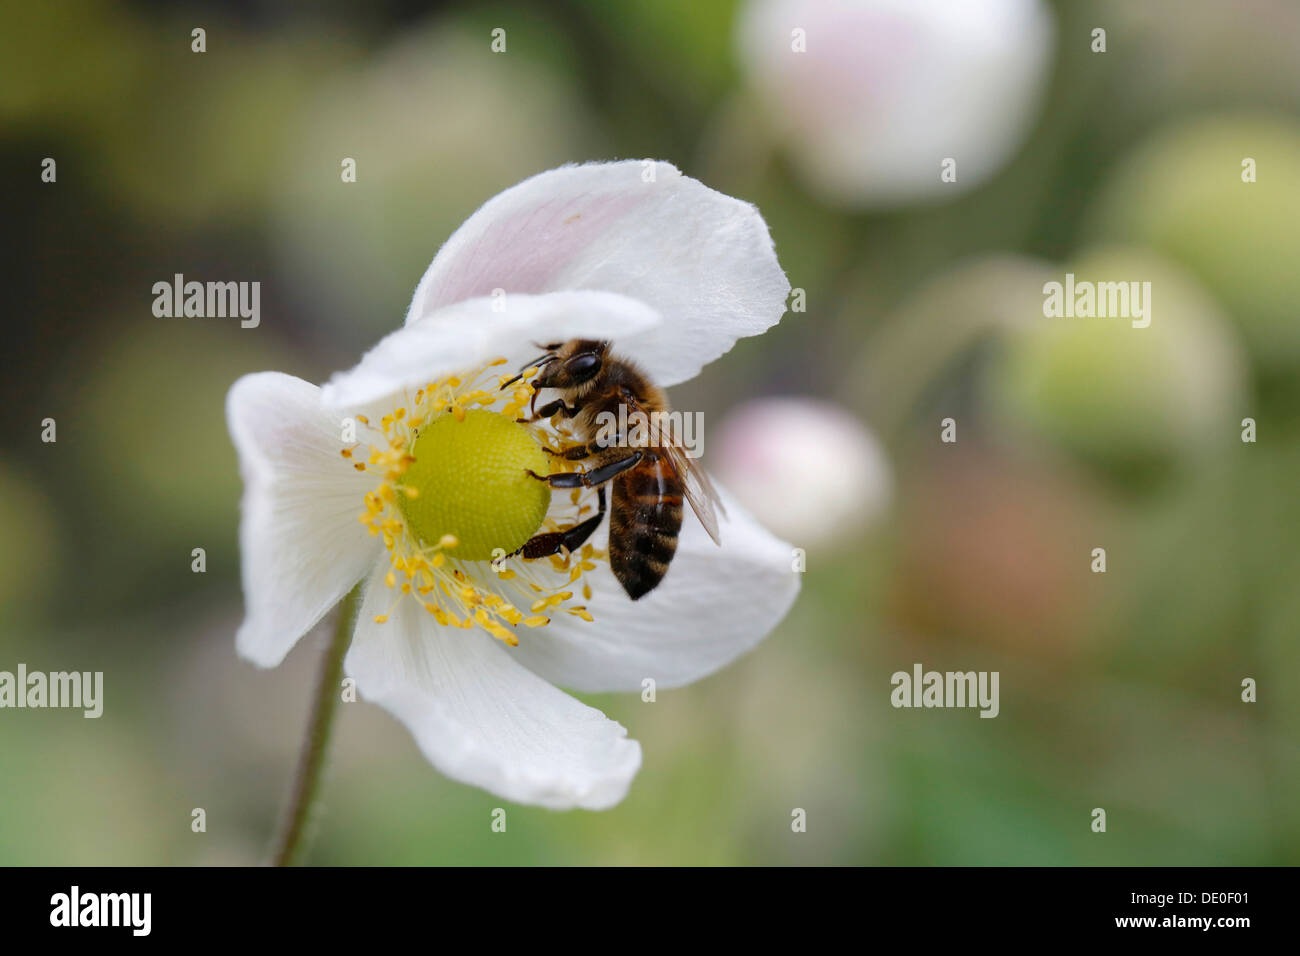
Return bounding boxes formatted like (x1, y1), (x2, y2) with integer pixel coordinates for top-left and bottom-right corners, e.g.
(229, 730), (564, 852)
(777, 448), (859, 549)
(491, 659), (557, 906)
(609, 451), (684, 600)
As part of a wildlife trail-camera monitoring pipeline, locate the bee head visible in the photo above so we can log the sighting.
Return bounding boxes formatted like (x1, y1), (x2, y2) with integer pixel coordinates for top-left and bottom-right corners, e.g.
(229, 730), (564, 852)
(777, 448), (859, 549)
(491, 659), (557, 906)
(532, 339), (609, 389)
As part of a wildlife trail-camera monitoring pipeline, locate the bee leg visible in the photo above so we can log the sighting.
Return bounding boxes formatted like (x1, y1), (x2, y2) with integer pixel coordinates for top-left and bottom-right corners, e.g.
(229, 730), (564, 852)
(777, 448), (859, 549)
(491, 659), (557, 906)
(540, 426), (629, 461)
(526, 450), (642, 489)
(542, 440), (602, 461)
(517, 487), (606, 559)
(516, 398), (581, 424)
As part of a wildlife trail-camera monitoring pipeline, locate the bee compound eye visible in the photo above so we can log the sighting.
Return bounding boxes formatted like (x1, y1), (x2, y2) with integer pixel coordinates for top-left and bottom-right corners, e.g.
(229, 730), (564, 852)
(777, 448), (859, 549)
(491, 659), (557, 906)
(566, 353), (602, 381)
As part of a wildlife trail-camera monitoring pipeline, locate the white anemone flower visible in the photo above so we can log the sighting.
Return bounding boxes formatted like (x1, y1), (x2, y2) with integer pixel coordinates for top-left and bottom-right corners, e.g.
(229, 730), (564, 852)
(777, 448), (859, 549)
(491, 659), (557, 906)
(711, 397), (891, 548)
(227, 161), (799, 810)
(736, 0), (1056, 207)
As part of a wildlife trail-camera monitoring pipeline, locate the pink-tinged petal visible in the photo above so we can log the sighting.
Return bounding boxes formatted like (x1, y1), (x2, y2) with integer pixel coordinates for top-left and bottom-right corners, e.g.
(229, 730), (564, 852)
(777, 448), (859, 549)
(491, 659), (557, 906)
(227, 373), (381, 667)
(711, 397), (892, 546)
(405, 160), (791, 386)
(737, 0), (1055, 207)
(347, 565), (643, 809)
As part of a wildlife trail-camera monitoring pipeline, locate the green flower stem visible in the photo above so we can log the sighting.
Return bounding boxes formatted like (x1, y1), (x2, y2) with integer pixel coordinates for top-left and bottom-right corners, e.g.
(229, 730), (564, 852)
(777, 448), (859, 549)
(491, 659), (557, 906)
(269, 584), (359, 866)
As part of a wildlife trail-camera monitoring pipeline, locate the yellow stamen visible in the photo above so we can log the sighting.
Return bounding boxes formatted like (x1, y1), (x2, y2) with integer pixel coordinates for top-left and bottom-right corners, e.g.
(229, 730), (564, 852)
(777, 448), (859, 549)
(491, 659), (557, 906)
(351, 358), (607, 645)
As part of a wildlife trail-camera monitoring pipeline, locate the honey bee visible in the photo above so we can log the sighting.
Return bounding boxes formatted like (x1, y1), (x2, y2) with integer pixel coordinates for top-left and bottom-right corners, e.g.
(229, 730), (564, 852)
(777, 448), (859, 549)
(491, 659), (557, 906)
(509, 339), (724, 599)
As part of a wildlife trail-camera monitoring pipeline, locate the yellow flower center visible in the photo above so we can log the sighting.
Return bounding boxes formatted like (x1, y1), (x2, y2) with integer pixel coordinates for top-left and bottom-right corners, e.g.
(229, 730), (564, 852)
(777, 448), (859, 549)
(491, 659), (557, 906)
(346, 359), (604, 645)
(398, 410), (551, 561)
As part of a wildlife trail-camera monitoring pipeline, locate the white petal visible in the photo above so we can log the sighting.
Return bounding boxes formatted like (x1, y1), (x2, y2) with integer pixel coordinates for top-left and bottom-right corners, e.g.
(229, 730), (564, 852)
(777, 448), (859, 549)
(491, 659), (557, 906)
(347, 564), (642, 809)
(509, 485), (801, 693)
(227, 373), (381, 667)
(320, 290), (661, 411)
(403, 160), (791, 386)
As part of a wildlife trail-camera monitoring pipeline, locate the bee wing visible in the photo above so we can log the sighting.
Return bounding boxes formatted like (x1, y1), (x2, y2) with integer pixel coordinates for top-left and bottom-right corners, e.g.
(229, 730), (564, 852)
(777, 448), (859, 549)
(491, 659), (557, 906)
(662, 442), (725, 546)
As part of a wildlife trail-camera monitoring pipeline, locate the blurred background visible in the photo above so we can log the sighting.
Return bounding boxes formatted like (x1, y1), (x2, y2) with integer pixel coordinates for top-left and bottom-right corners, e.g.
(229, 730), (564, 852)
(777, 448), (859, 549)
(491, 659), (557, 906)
(2, 0), (1298, 865)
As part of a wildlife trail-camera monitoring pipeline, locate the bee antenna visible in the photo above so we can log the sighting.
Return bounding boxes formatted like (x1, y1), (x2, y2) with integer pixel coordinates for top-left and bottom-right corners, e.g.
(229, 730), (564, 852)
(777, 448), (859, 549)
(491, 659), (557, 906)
(500, 352), (557, 389)
(521, 353), (557, 371)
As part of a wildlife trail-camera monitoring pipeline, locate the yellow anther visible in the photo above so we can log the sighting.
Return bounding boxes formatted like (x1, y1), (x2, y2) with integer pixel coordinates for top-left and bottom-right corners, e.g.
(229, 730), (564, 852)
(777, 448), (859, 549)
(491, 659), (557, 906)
(349, 359), (606, 641)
